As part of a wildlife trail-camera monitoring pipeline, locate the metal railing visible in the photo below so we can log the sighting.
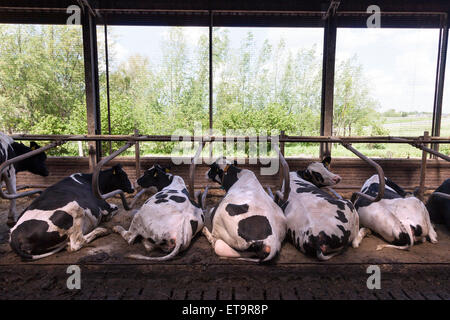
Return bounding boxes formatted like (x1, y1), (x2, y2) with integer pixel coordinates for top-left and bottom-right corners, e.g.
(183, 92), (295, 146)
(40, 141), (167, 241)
(5, 133), (449, 207)
(0, 140), (65, 200)
(92, 141), (136, 210)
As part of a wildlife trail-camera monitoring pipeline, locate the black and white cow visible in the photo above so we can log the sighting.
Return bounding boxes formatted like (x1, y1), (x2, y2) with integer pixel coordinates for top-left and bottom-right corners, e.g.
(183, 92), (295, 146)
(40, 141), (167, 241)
(113, 164), (204, 261)
(1, 132), (49, 226)
(282, 157), (368, 260)
(9, 164), (134, 260)
(202, 159), (286, 263)
(355, 174), (437, 250)
(426, 178), (450, 230)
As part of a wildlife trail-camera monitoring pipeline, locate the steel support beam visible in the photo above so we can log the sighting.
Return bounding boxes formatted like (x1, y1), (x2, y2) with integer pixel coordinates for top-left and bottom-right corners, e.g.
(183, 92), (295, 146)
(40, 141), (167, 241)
(320, 3), (338, 159)
(82, 3), (102, 169)
(431, 13), (448, 155)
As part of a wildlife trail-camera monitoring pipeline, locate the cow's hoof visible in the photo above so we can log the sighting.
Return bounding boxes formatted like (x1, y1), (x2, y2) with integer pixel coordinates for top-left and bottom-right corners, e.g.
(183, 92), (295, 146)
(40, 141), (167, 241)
(112, 225), (124, 234)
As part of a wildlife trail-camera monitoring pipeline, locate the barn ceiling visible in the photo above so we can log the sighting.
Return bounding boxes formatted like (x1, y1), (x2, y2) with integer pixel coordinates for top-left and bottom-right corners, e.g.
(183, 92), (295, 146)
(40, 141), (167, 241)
(0, 0), (448, 27)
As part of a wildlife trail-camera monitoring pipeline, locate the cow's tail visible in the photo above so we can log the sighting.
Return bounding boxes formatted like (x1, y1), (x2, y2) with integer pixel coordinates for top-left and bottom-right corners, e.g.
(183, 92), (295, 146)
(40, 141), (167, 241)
(126, 218), (185, 261)
(126, 240), (182, 261)
(9, 240), (67, 260)
(316, 250), (342, 261)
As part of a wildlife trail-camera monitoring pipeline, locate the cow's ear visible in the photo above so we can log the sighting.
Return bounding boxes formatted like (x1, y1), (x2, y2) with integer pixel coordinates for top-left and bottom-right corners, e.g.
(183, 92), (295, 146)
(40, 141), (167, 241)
(322, 156), (331, 167)
(30, 141), (39, 150)
(164, 168), (170, 173)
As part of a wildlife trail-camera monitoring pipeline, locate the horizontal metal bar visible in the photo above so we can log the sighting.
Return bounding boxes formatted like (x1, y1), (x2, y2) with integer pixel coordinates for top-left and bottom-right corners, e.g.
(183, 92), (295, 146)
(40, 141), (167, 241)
(0, 141), (64, 200)
(341, 142), (385, 203)
(392, 137), (450, 162)
(433, 192), (450, 200)
(10, 134), (450, 144)
(92, 142), (135, 210)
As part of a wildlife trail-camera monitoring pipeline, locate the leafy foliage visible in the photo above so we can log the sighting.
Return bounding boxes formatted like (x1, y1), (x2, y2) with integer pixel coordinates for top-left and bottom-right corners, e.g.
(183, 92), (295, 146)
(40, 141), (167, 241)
(0, 25), (388, 156)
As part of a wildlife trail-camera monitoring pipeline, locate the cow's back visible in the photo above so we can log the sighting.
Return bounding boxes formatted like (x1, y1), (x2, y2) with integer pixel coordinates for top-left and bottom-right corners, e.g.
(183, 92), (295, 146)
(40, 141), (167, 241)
(285, 172), (359, 256)
(212, 169), (286, 252)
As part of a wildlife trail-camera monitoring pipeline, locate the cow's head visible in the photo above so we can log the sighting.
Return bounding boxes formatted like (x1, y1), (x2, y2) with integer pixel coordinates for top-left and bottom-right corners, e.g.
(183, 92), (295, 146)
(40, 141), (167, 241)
(100, 164), (134, 194)
(137, 164), (173, 191)
(206, 158), (241, 192)
(297, 156), (341, 187)
(12, 141), (49, 176)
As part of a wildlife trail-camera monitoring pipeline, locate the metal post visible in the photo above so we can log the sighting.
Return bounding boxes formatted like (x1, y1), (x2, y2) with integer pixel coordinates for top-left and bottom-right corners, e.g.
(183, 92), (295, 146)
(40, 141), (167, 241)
(82, 4), (102, 170)
(134, 129), (141, 179)
(104, 19), (112, 155)
(320, 5), (338, 159)
(209, 10), (214, 159)
(431, 14), (448, 156)
(418, 131), (430, 200)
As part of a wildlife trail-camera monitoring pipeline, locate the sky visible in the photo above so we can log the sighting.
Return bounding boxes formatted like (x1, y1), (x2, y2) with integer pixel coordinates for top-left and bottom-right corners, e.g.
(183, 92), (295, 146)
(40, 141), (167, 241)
(105, 25), (450, 114)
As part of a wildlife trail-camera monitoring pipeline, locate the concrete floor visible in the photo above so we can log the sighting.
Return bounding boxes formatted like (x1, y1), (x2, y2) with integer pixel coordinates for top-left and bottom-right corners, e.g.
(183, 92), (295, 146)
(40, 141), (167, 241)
(0, 194), (449, 300)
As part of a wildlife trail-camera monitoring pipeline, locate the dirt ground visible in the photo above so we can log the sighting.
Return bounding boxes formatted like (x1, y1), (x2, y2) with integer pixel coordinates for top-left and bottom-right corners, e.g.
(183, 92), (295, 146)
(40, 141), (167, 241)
(0, 193), (449, 300)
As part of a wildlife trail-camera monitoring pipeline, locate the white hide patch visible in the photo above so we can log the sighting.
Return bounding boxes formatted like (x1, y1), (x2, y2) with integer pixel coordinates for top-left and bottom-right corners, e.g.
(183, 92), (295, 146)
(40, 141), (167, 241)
(357, 175), (438, 249)
(116, 175), (204, 258)
(210, 169), (286, 262)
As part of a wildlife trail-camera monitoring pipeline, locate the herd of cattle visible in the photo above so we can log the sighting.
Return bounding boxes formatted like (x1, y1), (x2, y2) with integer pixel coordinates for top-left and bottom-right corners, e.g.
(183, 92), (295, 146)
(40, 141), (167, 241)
(1, 132), (449, 262)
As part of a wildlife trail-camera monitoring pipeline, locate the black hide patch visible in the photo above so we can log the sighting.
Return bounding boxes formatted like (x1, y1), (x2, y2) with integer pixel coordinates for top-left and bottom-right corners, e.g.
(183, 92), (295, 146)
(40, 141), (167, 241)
(295, 181), (345, 210)
(22, 174), (112, 220)
(300, 225), (350, 257)
(190, 220), (198, 235)
(312, 171), (324, 183)
(49, 210), (73, 230)
(355, 182), (402, 209)
(10, 219), (67, 257)
(411, 224), (423, 237)
(155, 199), (169, 204)
(335, 210), (348, 223)
(237, 215), (272, 241)
(222, 166), (241, 192)
(169, 195), (186, 203)
(225, 203), (249, 216)
(167, 190), (178, 193)
(426, 179), (450, 228)
(155, 193), (168, 199)
(181, 188), (200, 208)
(393, 232), (411, 246)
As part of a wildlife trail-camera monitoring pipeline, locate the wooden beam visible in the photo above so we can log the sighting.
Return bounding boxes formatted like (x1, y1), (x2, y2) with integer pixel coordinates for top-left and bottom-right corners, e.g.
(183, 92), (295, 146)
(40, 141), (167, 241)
(82, 5), (102, 170)
(320, 8), (337, 159)
(431, 14), (448, 156)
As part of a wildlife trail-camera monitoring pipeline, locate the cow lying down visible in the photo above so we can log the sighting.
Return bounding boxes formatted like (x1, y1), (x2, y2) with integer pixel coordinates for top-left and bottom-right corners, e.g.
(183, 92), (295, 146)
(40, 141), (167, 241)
(354, 174), (437, 250)
(282, 156), (368, 261)
(202, 159), (286, 263)
(113, 164), (205, 261)
(9, 164), (134, 260)
(426, 178), (450, 231)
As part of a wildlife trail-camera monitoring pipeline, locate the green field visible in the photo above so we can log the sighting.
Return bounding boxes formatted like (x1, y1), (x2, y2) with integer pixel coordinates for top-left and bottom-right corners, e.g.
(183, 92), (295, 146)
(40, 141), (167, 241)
(284, 115), (450, 158)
